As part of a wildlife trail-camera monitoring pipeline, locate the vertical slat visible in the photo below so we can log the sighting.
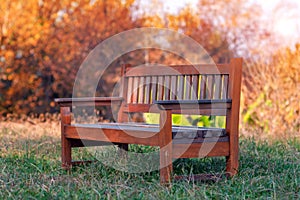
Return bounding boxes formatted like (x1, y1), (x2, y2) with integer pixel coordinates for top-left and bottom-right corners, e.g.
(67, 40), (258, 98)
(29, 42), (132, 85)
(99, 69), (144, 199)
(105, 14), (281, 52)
(164, 76), (171, 100)
(189, 75), (193, 99)
(144, 76), (151, 104)
(132, 77), (139, 103)
(200, 75), (206, 99)
(139, 76), (145, 103)
(157, 76), (164, 100)
(222, 75), (229, 99)
(191, 75), (199, 100)
(178, 76), (184, 100)
(127, 77), (133, 103)
(170, 76), (177, 100)
(185, 75), (191, 100)
(206, 75), (214, 99)
(151, 76), (157, 102)
(214, 75), (222, 99)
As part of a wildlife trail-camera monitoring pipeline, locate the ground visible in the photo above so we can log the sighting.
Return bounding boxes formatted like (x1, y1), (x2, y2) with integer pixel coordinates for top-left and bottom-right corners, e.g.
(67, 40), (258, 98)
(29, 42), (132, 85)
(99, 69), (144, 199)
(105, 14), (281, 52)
(0, 121), (299, 199)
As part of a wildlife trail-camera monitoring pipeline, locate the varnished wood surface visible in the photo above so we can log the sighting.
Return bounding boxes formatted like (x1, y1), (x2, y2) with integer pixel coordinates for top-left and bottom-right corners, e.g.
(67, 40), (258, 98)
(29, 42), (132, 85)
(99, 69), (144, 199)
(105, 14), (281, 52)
(55, 97), (124, 107)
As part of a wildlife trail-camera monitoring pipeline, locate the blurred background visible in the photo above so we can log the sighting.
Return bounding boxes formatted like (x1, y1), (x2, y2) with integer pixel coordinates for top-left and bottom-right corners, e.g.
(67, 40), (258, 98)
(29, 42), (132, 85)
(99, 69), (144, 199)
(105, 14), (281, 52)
(0, 0), (299, 137)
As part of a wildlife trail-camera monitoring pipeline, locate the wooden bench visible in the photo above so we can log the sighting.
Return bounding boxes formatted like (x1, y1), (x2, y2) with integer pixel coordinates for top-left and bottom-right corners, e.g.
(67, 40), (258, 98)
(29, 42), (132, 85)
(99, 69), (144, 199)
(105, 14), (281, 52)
(55, 58), (243, 183)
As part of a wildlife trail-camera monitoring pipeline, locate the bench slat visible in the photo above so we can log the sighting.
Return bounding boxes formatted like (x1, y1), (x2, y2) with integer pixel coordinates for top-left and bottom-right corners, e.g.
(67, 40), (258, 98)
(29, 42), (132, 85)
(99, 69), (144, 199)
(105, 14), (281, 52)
(191, 75), (199, 99)
(164, 76), (171, 100)
(170, 76), (177, 100)
(144, 76), (151, 104)
(184, 75), (191, 100)
(157, 76), (164, 100)
(127, 77), (133, 103)
(222, 75), (229, 99)
(151, 76), (157, 102)
(138, 76), (145, 103)
(200, 75), (206, 99)
(206, 75), (214, 99)
(214, 75), (222, 99)
(132, 77), (139, 103)
(178, 76), (184, 100)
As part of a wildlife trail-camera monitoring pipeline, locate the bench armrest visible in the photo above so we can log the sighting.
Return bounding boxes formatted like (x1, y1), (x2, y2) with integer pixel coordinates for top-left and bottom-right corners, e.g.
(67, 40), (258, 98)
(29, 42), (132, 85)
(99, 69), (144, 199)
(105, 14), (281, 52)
(55, 97), (124, 107)
(154, 99), (232, 110)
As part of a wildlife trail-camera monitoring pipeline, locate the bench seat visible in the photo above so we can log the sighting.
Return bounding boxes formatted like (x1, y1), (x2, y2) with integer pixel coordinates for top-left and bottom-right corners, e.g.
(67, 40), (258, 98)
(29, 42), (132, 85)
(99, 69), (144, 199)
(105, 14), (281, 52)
(67, 123), (228, 143)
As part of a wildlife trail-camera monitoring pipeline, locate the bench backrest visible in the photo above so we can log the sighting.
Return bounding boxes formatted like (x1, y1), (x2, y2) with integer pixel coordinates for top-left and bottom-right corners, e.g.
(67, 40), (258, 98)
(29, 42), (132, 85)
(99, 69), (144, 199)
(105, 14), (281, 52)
(118, 58), (242, 118)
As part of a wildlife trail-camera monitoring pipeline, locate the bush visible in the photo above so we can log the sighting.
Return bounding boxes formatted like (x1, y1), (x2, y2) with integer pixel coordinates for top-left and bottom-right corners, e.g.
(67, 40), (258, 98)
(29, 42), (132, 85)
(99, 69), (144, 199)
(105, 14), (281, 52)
(242, 44), (300, 136)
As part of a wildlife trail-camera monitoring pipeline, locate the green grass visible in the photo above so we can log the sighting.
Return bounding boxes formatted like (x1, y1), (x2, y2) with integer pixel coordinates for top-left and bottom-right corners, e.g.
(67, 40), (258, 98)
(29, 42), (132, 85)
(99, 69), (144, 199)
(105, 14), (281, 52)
(0, 123), (299, 199)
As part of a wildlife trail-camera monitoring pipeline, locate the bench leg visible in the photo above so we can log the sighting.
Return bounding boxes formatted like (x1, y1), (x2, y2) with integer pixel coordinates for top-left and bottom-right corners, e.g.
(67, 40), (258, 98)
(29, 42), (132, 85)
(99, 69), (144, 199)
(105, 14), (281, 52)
(62, 136), (72, 170)
(118, 143), (129, 151)
(225, 119), (239, 176)
(61, 107), (72, 170)
(160, 145), (173, 184)
(159, 109), (173, 184)
(117, 143), (129, 159)
(226, 155), (238, 177)
(225, 58), (242, 177)
(226, 137), (239, 176)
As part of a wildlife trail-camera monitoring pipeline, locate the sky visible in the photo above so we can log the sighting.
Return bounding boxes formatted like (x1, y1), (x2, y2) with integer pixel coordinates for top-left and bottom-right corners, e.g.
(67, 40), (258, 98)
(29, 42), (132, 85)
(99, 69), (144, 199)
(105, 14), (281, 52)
(161, 0), (300, 48)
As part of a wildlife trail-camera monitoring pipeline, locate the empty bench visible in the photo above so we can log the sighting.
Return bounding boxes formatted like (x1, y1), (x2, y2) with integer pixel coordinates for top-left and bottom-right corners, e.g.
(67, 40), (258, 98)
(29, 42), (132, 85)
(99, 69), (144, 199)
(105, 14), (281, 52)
(55, 58), (243, 183)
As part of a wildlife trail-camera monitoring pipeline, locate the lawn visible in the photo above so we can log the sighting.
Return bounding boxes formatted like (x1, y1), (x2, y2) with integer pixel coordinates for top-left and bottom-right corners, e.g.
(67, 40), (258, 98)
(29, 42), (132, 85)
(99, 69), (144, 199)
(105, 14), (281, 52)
(0, 122), (299, 199)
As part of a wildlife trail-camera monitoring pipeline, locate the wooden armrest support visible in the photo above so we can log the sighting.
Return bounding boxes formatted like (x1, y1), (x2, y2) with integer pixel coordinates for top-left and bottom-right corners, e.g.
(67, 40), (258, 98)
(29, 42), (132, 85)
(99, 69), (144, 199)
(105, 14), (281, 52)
(154, 99), (232, 110)
(55, 97), (124, 107)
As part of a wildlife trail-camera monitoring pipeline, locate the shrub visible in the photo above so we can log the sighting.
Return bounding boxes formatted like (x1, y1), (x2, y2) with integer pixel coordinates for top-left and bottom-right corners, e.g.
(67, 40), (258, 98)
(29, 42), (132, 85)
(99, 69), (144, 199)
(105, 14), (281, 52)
(242, 44), (300, 136)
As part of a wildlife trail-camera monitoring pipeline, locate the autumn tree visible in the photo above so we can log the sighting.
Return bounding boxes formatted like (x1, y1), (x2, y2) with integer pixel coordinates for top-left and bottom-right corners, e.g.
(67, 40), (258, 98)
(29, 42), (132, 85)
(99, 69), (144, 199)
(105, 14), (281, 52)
(0, 0), (138, 115)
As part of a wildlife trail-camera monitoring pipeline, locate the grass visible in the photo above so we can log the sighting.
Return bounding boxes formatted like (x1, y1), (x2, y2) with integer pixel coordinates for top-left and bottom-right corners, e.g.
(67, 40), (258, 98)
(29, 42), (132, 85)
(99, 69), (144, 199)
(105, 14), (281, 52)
(0, 122), (299, 199)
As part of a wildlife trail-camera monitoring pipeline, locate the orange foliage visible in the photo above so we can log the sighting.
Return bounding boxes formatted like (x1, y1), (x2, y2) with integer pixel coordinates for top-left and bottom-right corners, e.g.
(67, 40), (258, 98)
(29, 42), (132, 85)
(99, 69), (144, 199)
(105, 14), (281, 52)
(0, 0), (137, 114)
(242, 44), (300, 135)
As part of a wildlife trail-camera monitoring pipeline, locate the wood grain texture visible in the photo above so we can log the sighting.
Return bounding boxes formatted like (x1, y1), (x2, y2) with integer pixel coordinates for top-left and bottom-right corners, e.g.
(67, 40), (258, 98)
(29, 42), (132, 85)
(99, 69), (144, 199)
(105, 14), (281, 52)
(159, 109), (173, 184)
(226, 58), (243, 176)
(124, 64), (231, 76)
(65, 125), (160, 146)
(173, 142), (229, 158)
(55, 97), (123, 107)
